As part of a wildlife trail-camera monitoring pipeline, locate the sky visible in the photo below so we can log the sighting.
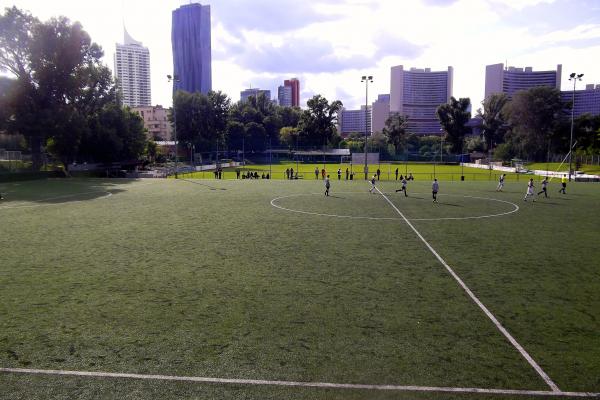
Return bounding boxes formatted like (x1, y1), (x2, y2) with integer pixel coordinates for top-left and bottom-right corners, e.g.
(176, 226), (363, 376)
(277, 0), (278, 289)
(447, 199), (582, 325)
(1, 0), (600, 110)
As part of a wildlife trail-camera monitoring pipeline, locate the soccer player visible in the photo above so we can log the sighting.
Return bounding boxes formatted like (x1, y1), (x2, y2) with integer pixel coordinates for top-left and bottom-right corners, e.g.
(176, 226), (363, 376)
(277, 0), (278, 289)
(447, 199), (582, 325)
(432, 179), (439, 202)
(538, 177), (548, 198)
(325, 175), (331, 196)
(395, 177), (408, 197)
(496, 174), (506, 191)
(524, 178), (535, 202)
(337, 168), (341, 180)
(559, 174), (567, 194)
(314, 167), (319, 180)
(369, 174), (377, 193)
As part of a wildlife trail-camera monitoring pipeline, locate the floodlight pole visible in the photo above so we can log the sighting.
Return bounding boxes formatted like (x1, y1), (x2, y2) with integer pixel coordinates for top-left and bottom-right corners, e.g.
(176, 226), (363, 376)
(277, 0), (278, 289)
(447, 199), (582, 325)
(168, 74), (180, 179)
(361, 75), (373, 180)
(568, 72), (583, 182)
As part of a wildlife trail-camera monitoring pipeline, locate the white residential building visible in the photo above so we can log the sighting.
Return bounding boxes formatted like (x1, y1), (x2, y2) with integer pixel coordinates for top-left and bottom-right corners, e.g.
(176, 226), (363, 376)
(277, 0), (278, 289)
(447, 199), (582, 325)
(114, 28), (151, 107)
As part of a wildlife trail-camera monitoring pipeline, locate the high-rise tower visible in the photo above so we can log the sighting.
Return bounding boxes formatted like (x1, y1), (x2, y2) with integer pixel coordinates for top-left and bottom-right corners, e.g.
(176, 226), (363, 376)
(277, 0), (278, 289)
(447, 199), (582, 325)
(114, 28), (151, 107)
(390, 66), (453, 135)
(172, 3), (212, 94)
(284, 78), (300, 107)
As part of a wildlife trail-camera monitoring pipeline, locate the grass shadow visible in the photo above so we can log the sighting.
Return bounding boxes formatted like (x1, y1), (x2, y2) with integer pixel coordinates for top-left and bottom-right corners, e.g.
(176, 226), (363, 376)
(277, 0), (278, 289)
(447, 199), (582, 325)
(0, 178), (142, 206)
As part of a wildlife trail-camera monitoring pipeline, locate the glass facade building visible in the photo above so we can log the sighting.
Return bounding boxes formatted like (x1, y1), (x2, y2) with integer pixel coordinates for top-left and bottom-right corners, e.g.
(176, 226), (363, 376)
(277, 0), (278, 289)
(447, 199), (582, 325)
(172, 3), (212, 94)
(561, 84), (600, 117)
(390, 66), (453, 136)
(485, 64), (561, 99)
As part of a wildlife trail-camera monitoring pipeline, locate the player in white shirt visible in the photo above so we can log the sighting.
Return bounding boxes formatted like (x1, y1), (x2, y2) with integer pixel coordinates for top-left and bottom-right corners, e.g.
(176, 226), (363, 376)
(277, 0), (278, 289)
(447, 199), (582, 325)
(496, 174), (506, 191)
(537, 177), (548, 198)
(395, 177), (408, 197)
(524, 178), (535, 201)
(432, 179), (439, 202)
(369, 175), (377, 193)
(324, 175), (331, 196)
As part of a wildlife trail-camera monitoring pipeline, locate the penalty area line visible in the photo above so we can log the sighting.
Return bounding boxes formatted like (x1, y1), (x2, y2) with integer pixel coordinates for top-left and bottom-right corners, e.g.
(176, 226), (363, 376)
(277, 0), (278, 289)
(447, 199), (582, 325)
(374, 186), (561, 393)
(1, 368), (599, 397)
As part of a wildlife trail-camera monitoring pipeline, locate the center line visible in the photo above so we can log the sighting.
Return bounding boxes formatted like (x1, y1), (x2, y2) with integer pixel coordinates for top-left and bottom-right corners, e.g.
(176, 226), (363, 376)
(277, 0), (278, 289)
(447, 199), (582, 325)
(374, 186), (560, 392)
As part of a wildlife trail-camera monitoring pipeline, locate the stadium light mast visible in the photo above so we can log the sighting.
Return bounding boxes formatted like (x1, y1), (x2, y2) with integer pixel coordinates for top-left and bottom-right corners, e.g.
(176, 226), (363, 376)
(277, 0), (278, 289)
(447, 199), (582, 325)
(167, 74), (180, 179)
(568, 72), (584, 182)
(361, 75), (373, 180)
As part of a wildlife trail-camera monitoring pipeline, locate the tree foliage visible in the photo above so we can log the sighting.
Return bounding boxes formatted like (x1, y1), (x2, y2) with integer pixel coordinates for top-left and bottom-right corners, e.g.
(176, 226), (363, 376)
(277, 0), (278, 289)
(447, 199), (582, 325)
(506, 87), (566, 159)
(172, 90), (231, 151)
(297, 95), (343, 147)
(436, 97), (471, 153)
(477, 93), (509, 151)
(0, 7), (119, 169)
(382, 113), (409, 154)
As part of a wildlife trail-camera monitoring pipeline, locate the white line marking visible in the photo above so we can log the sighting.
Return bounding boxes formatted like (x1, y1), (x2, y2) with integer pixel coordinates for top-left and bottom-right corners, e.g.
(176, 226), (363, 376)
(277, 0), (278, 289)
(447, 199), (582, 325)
(1, 368), (597, 397)
(374, 186), (561, 392)
(270, 192), (520, 222)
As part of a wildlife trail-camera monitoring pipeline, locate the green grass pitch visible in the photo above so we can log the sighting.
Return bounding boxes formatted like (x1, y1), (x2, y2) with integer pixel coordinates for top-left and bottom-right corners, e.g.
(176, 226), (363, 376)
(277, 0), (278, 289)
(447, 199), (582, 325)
(0, 177), (599, 399)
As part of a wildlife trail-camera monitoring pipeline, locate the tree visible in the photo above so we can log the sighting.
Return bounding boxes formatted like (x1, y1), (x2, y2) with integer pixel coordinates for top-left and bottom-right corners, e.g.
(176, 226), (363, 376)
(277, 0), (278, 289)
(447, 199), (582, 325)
(297, 95), (343, 147)
(0, 7), (116, 169)
(436, 97), (471, 153)
(382, 113), (409, 154)
(172, 90), (231, 152)
(477, 93), (509, 151)
(75, 104), (146, 165)
(507, 87), (566, 159)
(279, 126), (299, 148)
(0, 76), (15, 131)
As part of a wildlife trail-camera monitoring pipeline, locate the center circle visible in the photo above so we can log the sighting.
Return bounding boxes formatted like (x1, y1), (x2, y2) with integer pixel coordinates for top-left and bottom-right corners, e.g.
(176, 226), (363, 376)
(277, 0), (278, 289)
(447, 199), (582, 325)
(270, 192), (519, 221)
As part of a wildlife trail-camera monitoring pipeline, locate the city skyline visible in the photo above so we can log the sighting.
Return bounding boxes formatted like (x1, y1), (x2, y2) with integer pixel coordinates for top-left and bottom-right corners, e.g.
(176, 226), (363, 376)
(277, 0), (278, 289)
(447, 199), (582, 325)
(1, 0), (599, 110)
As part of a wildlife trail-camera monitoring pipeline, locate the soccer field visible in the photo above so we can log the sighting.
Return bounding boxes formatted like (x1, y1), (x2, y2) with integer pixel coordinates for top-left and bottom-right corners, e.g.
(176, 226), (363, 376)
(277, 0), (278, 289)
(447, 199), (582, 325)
(1, 178), (599, 399)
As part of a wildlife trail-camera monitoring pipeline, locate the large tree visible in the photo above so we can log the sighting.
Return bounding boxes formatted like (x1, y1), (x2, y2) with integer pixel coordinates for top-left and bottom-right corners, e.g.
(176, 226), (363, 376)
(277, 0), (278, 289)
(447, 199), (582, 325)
(436, 97), (471, 153)
(0, 7), (115, 169)
(172, 90), (231, 152)
(477, 93), (510, 152)
(507, 86), (566, 159)
(297, 95), (343, 147)
(382, 113), (409, 154)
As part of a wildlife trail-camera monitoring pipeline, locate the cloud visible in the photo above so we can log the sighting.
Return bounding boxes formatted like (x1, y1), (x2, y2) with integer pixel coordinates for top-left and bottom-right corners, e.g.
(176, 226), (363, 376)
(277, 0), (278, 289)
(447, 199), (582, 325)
(211, 0), (341, 33)
(375, 34), (425, 59)
(421, 0), (458, 6)
(220, 38), (374, 74)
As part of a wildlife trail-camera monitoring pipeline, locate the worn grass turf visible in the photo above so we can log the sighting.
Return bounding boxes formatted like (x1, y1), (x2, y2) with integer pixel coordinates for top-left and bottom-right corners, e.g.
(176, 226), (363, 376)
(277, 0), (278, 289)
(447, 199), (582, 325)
(0, 178), (599, 399)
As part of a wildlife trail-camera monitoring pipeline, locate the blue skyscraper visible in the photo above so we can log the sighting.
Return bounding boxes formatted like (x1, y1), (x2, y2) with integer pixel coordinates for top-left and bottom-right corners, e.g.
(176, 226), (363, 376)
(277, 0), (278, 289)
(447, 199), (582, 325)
(172, 3), (212, 94)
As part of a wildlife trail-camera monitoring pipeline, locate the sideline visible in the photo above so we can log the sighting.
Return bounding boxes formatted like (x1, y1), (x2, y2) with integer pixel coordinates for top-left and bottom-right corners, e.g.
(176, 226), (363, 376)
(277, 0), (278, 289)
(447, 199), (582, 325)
(1, 368), (598, 397)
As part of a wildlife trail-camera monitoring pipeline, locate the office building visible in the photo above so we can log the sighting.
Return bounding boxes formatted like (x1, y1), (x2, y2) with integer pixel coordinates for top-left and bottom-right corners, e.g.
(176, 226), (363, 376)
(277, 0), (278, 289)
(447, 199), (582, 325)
(485, 63), (562, 99)
(240, 88), (271, 102)
(371, 94), (390, 134)
(132, 105), (173, 141)
(284, 78), (300, 107)
(561, 84), (600, 117)
(278, 85), (293, 107)
(339, 106), (372, 136)
(114, 28), (151, 107)
(172, 3), (212, 94)
(390, 65), (453, 135)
